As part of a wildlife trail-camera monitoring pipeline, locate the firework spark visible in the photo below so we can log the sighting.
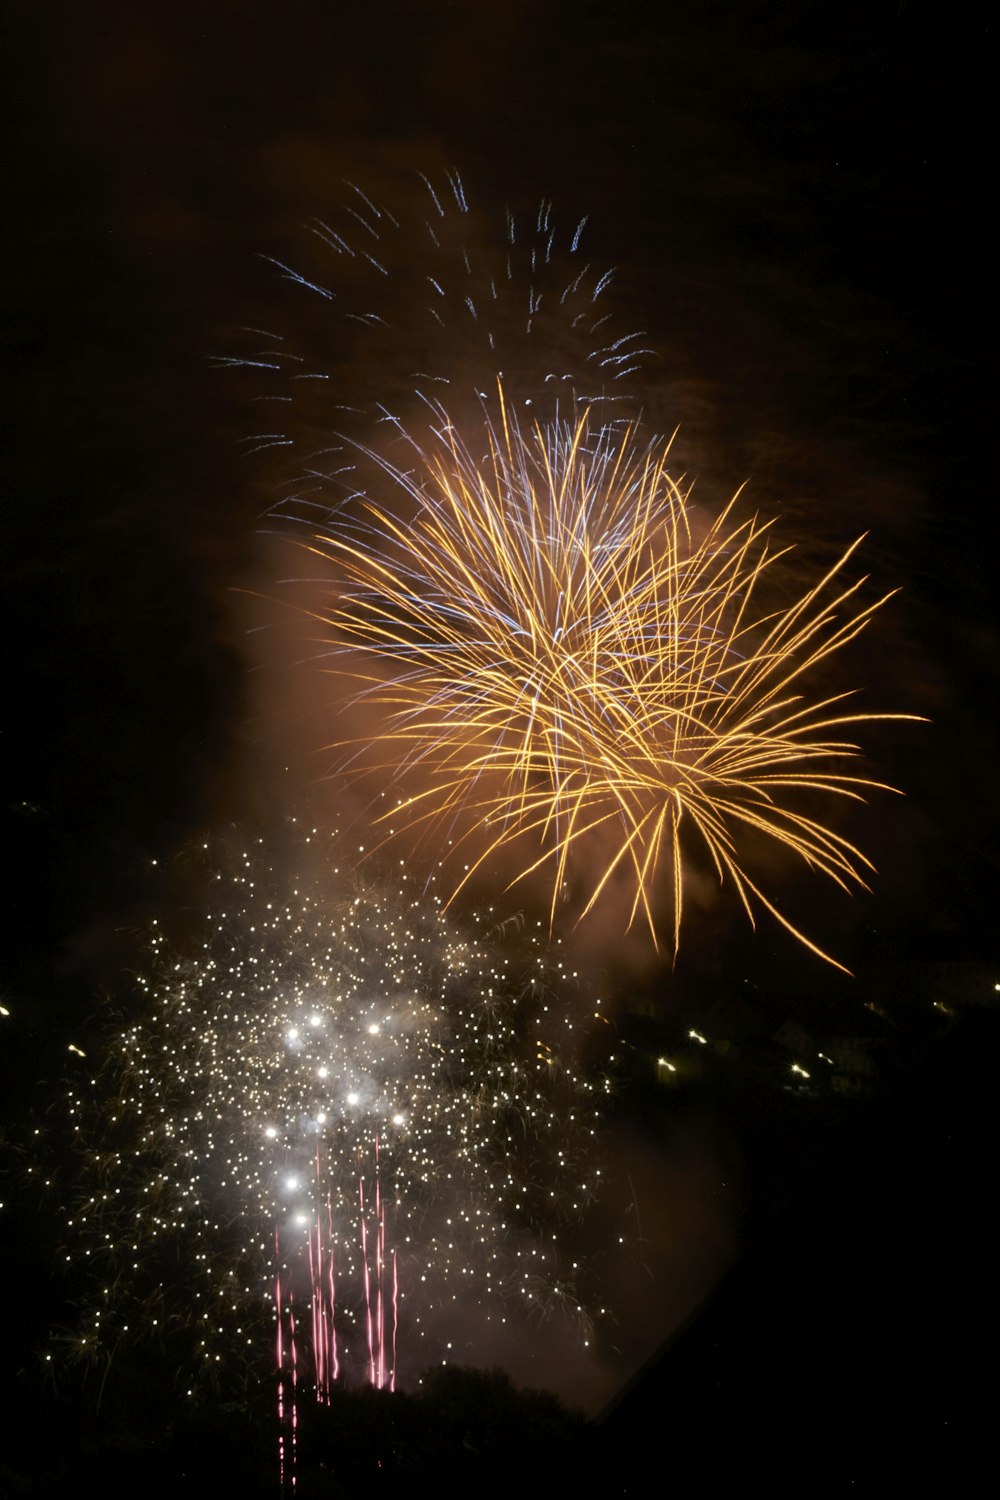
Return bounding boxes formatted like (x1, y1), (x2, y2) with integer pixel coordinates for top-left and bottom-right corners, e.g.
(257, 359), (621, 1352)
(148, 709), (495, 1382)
(305, 387), (913, 969)
(221, 170), (648, 526)
(59, 830), (607, 1401)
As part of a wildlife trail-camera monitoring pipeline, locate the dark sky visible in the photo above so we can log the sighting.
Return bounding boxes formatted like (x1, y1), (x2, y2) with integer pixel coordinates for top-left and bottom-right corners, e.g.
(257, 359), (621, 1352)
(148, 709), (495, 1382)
(2, 0), (995, 1456)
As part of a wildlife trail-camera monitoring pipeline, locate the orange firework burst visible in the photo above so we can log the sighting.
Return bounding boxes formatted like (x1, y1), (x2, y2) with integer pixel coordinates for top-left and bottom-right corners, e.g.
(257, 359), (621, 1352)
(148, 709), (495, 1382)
(308, 385), (913, 969)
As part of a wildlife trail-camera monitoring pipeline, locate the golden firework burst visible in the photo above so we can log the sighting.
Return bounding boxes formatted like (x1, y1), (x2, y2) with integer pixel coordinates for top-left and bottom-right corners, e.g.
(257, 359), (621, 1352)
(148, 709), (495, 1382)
(310, 385), (914, 969)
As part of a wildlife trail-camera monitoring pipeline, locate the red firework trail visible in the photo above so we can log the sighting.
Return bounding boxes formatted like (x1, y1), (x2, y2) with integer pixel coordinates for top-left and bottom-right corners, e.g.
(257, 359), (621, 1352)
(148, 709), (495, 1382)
(276, 1135), (396, 1483)
(308, 1148), (339, 1400)
(358, 1142), (396, 1392)
(275, 1249), (299, 1494)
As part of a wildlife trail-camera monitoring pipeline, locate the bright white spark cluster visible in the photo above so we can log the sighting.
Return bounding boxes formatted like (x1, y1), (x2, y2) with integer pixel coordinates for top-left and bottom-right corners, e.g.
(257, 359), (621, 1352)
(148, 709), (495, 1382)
(61, 830), (609, 1387)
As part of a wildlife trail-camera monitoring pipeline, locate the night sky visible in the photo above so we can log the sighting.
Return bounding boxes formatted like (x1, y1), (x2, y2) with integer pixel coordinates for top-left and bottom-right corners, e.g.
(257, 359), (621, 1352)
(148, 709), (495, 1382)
(2, 1), (995, 1490)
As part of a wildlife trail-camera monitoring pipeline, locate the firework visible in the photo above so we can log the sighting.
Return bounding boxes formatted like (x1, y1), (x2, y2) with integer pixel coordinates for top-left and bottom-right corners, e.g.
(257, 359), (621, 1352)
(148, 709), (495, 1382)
(306, 387), (912, 969)
(219, 170), (649, 525)
(59, 829), (607, 1406)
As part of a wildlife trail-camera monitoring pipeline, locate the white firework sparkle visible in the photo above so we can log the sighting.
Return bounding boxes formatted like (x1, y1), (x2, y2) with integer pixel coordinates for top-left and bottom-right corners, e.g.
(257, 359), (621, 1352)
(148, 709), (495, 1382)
(59, 827), (610, 1395)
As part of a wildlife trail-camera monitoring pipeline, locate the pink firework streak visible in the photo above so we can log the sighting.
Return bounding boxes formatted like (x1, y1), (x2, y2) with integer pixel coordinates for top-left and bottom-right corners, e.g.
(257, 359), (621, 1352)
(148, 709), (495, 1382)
(358, 1136), (398, 1391)
(277, 1146), (398, 1488)
(274, 1242), (299, 1495)
(275, 1139), (398, 1485)
(307, 1147), (339, 1399)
